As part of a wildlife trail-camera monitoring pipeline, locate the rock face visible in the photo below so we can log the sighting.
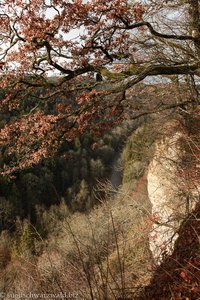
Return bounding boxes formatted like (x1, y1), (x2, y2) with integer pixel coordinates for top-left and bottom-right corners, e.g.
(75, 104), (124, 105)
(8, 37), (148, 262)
(147, 123), (197, 261)
(147, 132), (182, 260)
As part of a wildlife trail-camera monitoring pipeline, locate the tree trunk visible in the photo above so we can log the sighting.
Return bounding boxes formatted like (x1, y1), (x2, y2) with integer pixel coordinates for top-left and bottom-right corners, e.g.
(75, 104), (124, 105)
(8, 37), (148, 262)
(189, 0), (200, 57)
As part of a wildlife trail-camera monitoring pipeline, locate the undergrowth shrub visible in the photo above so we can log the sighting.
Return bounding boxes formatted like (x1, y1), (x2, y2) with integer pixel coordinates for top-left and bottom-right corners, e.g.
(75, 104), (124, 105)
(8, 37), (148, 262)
(0, 231), (11, 270)
(38, 182), (153, 299)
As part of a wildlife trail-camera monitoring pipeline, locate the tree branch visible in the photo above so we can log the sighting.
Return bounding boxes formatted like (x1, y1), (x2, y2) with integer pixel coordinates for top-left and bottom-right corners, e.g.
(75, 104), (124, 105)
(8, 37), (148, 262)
(95, 62), (200, 94)
(117, 18), (194, 41)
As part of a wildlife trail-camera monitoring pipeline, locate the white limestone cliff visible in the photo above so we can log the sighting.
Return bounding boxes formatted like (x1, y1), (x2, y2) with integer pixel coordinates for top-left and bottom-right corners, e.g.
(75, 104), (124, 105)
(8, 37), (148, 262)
(147, 124), (198, 261)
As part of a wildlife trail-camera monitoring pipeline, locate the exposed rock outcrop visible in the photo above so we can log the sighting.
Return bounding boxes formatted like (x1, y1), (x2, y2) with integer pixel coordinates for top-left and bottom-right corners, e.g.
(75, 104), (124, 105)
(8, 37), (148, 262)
(147, 116), (200, 261)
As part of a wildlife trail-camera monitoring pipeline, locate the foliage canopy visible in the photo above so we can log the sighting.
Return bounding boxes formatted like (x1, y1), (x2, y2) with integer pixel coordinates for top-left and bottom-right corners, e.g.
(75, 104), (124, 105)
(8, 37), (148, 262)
(0, 0), (200, 174)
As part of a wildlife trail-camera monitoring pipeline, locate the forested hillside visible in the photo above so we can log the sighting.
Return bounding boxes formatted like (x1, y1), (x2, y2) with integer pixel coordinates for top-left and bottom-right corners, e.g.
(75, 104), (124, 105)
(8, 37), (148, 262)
(0, 110), (136, 230)
(1, 84), (200, 299)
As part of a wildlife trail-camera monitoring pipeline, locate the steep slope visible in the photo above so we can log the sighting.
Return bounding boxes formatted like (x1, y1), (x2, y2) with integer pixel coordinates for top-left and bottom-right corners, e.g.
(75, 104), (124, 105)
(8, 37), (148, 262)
(138, 110), (200, 299)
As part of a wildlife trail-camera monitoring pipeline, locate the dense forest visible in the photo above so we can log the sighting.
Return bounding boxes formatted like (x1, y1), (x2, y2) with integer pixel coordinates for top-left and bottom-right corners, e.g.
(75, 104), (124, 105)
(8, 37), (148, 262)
(0, 88), (137, 229)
